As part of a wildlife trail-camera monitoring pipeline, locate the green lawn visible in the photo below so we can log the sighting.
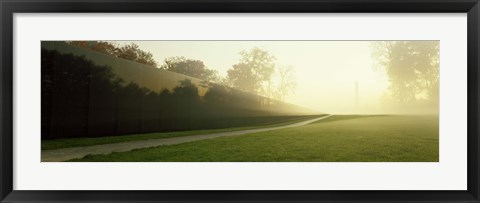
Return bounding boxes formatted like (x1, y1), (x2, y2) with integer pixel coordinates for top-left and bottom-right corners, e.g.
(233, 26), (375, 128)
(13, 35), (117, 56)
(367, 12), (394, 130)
(42, 115), (321, 150)
(70, 115), (439, 162)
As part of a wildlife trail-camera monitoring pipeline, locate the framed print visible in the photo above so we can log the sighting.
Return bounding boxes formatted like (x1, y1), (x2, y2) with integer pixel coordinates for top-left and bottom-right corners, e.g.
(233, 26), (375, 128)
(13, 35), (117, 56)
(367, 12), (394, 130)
(1, 0), (479, 202)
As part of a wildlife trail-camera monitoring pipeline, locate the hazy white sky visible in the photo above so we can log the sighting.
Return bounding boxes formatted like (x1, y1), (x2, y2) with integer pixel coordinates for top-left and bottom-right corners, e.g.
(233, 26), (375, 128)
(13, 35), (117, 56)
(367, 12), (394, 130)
(120, 41), (389, 114)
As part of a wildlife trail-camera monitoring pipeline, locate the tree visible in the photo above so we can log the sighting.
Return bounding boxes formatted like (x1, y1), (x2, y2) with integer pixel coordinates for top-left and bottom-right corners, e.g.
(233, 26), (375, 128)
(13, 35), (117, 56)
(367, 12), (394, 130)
(67, 41), (117, 56)
(172, 79), (200, 101)
(161, 57), (219, 83)
(171, 79), (202, 121)
(227, 47), (276, 95)
(203, 83), (231, 108)
(66, 41), (158, 67)
(371, 41), (439, 105)
(277, 65), (297, 102)
(226, 63), (259, 93)
(114, 43), (158, 67)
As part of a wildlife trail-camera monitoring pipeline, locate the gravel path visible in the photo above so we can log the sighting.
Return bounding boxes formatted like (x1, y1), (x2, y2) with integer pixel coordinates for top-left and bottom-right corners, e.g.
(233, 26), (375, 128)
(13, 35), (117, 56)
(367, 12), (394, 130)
(42, 115), (332, 162)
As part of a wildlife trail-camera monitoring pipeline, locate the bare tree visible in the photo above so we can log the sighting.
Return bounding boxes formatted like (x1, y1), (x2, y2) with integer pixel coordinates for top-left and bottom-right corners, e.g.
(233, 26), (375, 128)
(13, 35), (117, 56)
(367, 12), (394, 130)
(277, 65), (297, 102)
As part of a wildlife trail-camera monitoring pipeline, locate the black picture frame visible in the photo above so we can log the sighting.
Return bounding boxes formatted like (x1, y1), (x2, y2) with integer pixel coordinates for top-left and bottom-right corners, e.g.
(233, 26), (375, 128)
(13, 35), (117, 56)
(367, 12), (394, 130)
(1, 0), (479, 202)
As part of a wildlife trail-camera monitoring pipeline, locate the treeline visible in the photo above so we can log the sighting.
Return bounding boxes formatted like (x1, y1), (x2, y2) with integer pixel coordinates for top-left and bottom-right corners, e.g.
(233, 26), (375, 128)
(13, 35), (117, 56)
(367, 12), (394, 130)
(66, 41), (158, 67)
(67, 41), (297, 102)
(42, 44), (314, 139)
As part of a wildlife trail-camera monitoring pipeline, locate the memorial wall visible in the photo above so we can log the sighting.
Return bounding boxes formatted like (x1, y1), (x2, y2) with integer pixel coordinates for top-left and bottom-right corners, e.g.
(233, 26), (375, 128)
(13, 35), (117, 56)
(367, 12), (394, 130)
(41, 42), (315, 139)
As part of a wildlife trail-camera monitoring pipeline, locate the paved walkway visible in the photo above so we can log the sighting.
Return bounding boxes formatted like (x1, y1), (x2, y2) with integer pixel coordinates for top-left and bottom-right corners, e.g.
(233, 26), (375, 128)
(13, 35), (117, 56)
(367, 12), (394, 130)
(42, 115), (332, 162)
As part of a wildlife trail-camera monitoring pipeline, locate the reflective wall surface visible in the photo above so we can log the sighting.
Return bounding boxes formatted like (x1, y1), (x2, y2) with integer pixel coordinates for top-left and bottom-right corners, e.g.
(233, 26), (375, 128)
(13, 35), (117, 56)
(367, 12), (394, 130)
(41, 42), (316, 139)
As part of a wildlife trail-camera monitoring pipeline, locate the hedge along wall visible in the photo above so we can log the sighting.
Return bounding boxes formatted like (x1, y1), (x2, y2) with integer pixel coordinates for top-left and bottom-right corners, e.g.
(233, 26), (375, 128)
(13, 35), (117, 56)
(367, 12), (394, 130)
(41, 41), (316, 139)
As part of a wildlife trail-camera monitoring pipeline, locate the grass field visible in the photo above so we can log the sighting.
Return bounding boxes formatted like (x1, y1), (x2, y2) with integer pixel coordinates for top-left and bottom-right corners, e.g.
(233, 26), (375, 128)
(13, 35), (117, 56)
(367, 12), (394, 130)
(42, 115), (320, 150)
(69, 115), (439, 162)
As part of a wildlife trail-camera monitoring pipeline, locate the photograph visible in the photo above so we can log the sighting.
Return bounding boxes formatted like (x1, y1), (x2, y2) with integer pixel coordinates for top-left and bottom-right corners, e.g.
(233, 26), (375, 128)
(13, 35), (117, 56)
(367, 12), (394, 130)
(40, 40), (439, 162)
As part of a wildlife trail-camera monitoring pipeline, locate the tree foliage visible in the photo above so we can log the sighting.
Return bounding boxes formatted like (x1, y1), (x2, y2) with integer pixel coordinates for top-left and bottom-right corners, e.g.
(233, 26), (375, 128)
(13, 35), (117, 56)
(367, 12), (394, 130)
(66, 41), (158, 67)
(371, 41), (439, 105)
(161, 57), (219, 82)
(227, 47), (276, 94)
(226, 63), (258, 93)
